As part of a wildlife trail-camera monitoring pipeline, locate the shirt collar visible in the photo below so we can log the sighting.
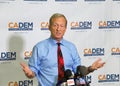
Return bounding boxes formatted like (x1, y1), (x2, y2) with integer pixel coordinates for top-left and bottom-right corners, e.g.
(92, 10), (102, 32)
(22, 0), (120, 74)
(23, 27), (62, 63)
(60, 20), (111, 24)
(49, 37), (65, 46)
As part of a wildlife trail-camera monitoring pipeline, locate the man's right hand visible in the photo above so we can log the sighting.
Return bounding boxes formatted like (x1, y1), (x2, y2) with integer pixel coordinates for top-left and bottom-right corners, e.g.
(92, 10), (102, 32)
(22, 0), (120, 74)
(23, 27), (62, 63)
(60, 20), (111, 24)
(20, 62), (35, 78)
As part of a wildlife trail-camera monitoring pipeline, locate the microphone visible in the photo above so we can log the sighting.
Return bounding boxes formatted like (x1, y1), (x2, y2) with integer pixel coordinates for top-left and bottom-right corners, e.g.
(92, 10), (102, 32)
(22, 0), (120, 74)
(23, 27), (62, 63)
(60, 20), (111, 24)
(76, 65), (88, 77)
(75, 65), (90, 86)
(56, 69), (75, 86)
(64, 69), (75, 86)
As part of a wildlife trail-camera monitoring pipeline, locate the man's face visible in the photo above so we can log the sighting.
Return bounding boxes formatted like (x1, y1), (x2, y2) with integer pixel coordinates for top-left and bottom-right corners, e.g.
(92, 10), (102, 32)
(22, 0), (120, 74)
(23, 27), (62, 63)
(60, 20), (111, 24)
(49, 17), (67, 41)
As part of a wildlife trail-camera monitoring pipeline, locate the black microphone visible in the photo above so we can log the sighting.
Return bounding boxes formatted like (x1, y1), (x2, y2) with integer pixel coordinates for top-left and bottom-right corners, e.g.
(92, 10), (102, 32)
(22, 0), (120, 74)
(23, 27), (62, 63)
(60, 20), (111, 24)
(64, 69), (74, 79)
(56, 69), (74, 86)
(65, 69), (75, 86)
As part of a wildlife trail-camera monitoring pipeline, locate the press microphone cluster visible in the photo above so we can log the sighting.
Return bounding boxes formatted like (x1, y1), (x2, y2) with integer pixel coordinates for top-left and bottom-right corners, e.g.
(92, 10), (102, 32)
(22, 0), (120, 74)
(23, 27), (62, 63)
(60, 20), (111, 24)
(56, 65), (91, 86)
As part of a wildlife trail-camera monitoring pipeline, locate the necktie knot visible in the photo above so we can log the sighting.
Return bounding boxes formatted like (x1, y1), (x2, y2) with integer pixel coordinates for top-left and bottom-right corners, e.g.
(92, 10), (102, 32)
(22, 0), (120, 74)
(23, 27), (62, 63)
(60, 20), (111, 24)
(57, 43), (60, 46)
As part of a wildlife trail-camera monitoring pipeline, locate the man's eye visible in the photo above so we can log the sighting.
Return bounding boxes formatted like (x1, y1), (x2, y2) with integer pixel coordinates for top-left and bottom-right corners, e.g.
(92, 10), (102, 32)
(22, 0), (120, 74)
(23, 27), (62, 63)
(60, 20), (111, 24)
(53, 24), (57, 27)
(60, 25), (64, 27)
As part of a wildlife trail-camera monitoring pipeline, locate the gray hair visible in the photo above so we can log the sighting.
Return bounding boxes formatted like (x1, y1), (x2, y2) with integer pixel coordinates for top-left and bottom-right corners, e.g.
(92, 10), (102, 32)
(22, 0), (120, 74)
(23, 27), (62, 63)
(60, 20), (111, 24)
(49, 13), (67, 27)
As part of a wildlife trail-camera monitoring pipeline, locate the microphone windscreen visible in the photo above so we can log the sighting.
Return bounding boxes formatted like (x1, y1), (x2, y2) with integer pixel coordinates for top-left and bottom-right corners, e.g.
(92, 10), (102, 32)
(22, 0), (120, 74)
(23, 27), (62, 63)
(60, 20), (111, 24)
(64, 69), (73, 79)
(77, 65), (88, 77)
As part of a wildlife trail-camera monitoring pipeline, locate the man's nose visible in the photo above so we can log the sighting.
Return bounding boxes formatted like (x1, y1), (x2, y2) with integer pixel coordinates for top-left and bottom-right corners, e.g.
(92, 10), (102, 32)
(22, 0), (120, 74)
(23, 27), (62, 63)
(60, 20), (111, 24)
(56, 25), (61, 30)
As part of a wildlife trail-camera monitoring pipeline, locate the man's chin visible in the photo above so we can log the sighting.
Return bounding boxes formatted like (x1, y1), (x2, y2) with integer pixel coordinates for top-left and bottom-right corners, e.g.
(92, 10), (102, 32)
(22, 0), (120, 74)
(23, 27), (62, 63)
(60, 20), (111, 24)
(54, 37), (62, 41)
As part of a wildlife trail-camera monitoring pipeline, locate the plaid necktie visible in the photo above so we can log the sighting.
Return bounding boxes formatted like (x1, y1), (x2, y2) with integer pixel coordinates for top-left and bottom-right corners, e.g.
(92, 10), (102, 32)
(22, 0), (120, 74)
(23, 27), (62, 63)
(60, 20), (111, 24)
(57, 43), (65, 81)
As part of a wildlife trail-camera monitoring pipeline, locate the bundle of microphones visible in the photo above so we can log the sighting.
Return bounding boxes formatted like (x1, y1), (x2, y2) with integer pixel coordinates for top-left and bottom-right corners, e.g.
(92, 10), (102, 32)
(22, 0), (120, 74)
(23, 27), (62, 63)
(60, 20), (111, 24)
(56, 65), (91, 86)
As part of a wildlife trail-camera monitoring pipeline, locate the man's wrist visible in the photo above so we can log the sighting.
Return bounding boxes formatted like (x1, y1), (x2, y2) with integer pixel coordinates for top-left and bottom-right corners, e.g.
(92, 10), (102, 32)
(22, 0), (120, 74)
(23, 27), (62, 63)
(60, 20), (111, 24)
(88, 66), (95, 73)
